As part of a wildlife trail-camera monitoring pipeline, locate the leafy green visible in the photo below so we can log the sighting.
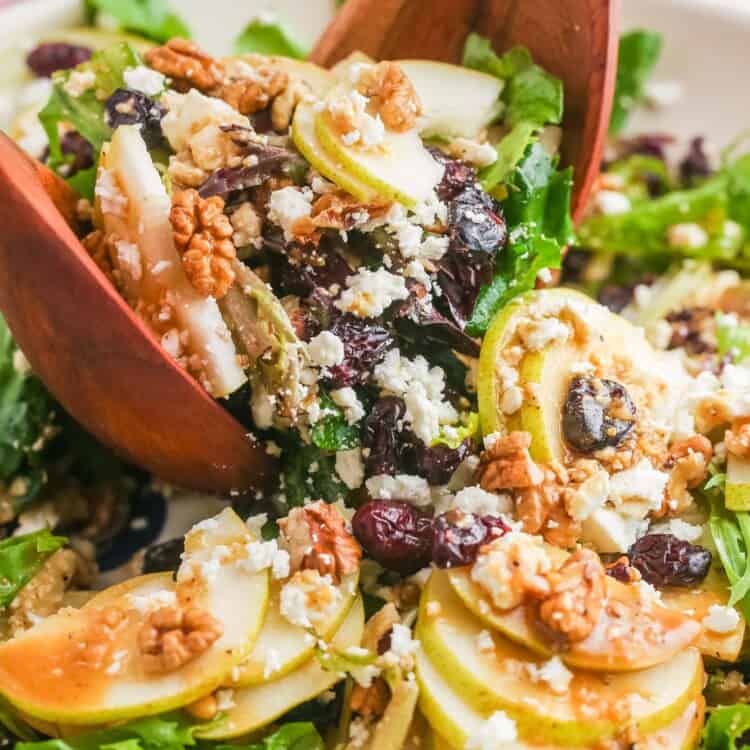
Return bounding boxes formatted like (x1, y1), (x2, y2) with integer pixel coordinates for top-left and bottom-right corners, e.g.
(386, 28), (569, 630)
(717, 312), (750, 363)
(214, 723), (324, 750)
(280, 443), (348, 508)
(578, 153), (750, 268)
(606, 154), (673, 202)
(0, 529), (67, 609)
(466, 143), (573, 335)
(702, 704), (750, 750)
(310, 392), (360, 452)
(16, 711), (210, 750)
(234, 16), (308, 59)
(609, 30), (663, 135)
(462, 33), (563, 188)
(85, 0), (191, 43)
(38, 43), (140, 200)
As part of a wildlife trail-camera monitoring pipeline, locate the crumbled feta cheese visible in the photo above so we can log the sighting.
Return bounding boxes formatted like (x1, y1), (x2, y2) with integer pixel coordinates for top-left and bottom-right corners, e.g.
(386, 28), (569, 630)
(447, 137), (498, 168)
(594, 190), (632, 216)
(404, 260), (432, 289)
(644, 80), (683, 108)
(581, 508), (649, 554)
(389, 623), (419, 658)
(95, 167), (128, 217)
(331, 387), (365, 424)
(702, 604), (740, 634)
(650, 518), (703, 543)
(365, 474), (432, 506)
(465, 711), (518, 750)
(246, 513), (268, 536)
(722, 364), (750, 393)
(565, 470), (609, 521)
(63, 70), (96, 97)
(453, 486), (512, 517)
(327, 90), (385, 148)
(348, 717), (371, 749)
(123, 65), (165, 96)
(500, 386), (523, 415)
(518, 317), (570, 351)
(311, 174), (337, 194)
(215, 688), (235, 711)
(668, 223), (709, 250)
(240, 539), (291, 579)
(268, 186), (314, 242)
(609, 459), (669, 514)
(307, 331), (345, 368)
(536, 267), (553, 285)
(336, 448), (365, 490)
(527, 656), (573, 695)
(335, 268), (409, 318)
(350, 662), (381, 688)
(280, 571), (343, 628)
(114, 240), (142, 281)
(251, 386), (276, 429)
(477, 629), (495, 652)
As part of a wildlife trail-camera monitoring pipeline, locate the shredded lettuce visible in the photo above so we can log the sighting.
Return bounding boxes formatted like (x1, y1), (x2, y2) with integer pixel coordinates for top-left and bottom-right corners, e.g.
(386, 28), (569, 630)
(609, 30), (663, 135)
(310, 391), (360, 452)
(38, 43), (140, 200)
(234, 16), (308, 59)
(462, 34), (563, 187)
(84, 0), (191, 43)
(466, 143), (573, 335)
(702, 704), (750, 750)
(0, 529), (67, 609)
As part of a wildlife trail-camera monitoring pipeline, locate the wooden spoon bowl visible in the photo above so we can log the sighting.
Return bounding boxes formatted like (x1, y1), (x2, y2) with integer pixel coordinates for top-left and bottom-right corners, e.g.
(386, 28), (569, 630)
(0, 0), (618, 492)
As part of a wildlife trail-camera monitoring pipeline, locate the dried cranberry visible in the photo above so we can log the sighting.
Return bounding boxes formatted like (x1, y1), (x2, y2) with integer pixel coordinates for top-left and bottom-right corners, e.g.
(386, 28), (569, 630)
(628, 534), (711, 587)
(605, 556), (639, 584)
(620, 133), (674, 161)
(362, 397), (407, 476)
(432, 511), (509, 569)
(449, 187), (507, 254)
(352, 499), (434, 574)
(105, 88), (166, 148)
(403, 438), (471, 486)
(326, 315), (393, 388)
(431, 149), (477, 201)
(277, 248), (353, 298)
(59, 131), (94, 174)
(560, 247), (591, 284)
(563, 376), (636, 453)
(665, 306), (716, 355)
(436, 244), (496, 328)
(680, 137), (712, 186)
(26, 42), (92, 77)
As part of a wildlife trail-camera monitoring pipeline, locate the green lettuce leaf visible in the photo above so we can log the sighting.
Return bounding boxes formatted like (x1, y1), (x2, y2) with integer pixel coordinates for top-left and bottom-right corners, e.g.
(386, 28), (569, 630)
(462, 33), (563, 188)
(310, 392), (360, 452)
(38, 43), (140, 199)
(609, 29), (663, 135)
(280, 443), (348, 508)
(215, 722), (324, 750)
(85, 0), (191, 43)
(717, 312), (750, 363)
(466, 143), (573, 335)
(0, 529), (67, 609)
(702, 705), (750, 750)
(234, 16), (308, 59)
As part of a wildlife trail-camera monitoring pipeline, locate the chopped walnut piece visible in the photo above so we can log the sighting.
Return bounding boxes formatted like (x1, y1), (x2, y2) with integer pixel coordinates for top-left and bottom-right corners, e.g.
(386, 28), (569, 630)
(476, 431), (545, 491)
(138, 605), (223, 673)
(357, 62), (422, 132)
(170, 189), (236, 299)
(538, 549), (605, 642)
(219, 66), (289, 116)
(659, 435), (712, 516)
(351, 677), (390, 718)
(185, 693), (218, 721)
(271, 79), (309, 132)
(144, 39), (223, 93)
(279, 501), (361, 584)
(726, 422), (750, 459)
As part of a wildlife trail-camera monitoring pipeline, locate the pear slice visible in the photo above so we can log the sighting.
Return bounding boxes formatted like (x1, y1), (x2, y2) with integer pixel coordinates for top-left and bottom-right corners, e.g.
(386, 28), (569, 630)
(199, 596), (365, 740)
(396, 61), (503, 139)
(228, 570), (359, 687)
(0, 509), (269, 725)
(417, 571), (703, 746)
(447, 567), (700, 672)
(314, 85), (444, 208)
(100, 125), (246, 398)
(228, 55), (335, 98)
(291, 99), (381, 202)
(726, 454), (750, 511)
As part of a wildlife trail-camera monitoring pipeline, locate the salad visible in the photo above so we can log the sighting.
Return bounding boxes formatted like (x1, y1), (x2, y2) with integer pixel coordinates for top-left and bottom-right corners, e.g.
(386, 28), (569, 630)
(1, 3), (750, 749)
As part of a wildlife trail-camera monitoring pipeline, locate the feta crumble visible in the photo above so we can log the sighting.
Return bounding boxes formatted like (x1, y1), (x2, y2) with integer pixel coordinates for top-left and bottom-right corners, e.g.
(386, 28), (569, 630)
(279, 570), (342, 628)
(240, 539), (290, 579)
(331, 387), (365, 424)
(453, 486), (512, 517)
(465, 711), (518, 750)
(123, 65), (166, 96)
(609, 459), (669, 514)
(702, 605), (740, 634)
(668, 223), (709, 250)
(63, 70), (96, 97)
(365, 474), (432, 507)
(526, 656), (573, 695)
(307, 331), (346, 368)
(335, 268), (409, 318)
(594, 190), (632, 216)
(336, 448), (365, 490)
(268, 187), (314, 242)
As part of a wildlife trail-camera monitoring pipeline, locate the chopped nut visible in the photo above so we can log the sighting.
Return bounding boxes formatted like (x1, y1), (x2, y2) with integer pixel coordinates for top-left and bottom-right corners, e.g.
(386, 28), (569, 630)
(271, 79), (309, 132)
(279, 501), (361, 583)
(230, 201), (263, 250)
(144, 39), (223, 93)
(659, 435), (712, 516)
(170, 189), (236, 299)
(476, 431), (545, 491)
(292, 190), (391, 242)
(726, 422), (750, 459)
(357, 62), (422, 132)
(351, 677), (390, 718)
(185, 693), (218, 721)
(538, 549), (605, 642)
(82, 229), (117, 285)
(219, 66), (288, 116)
(138, 605), (223, 673)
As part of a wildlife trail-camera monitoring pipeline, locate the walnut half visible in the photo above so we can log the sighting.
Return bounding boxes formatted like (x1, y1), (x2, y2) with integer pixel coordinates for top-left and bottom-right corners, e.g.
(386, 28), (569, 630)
(137, 605), (223, 673)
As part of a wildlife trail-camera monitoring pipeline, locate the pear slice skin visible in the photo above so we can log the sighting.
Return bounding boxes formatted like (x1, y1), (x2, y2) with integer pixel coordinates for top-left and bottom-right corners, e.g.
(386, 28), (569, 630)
(198, 596), (365, 740)
(396, 60), (503, 139)
(314, 90), (444, 208)
(417, 570), (703, 747)
(232, 56), (336, 97)
(726, 454), (750, 511)
(447, 567), (700, 672)
(0, 509), (269, 725)
(228, 570), (359, 687)
(292, 99), (381, 202)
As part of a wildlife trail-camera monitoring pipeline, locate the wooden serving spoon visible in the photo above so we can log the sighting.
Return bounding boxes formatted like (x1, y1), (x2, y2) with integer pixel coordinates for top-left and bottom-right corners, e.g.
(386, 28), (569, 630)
(311, 0), (620, 221)
(0, 0), (618, 493)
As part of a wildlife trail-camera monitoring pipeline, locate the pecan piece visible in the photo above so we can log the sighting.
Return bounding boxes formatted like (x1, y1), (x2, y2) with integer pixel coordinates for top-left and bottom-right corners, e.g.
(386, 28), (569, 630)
(170, 189), (236, 299)
(144, 39), (222, 93)
(279, 501), (361, 583)
(138, 605), (223, 673)
(538, 548), (605, 642)
(476, 431), (545, 491)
